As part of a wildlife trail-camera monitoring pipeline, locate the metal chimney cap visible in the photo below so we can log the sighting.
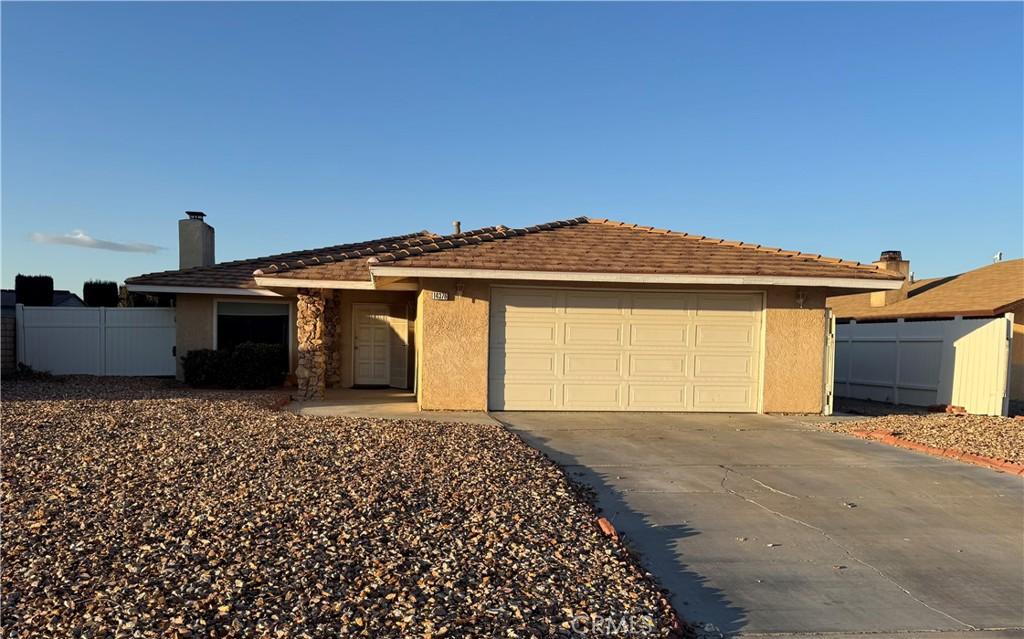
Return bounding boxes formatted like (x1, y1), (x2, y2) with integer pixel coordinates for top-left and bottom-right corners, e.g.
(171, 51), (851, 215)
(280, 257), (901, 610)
(879, 250), (902, 261)
(185, 211), (206, 220)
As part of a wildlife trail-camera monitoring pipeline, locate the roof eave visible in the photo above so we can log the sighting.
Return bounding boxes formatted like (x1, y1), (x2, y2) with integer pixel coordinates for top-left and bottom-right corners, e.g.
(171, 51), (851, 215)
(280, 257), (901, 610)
(367, 266), (904, 290)
(994, 298), (1024, 315)
(252, 275), (419, 291)
(834, 297), (1024, 321)
(125, 284), (286, 297)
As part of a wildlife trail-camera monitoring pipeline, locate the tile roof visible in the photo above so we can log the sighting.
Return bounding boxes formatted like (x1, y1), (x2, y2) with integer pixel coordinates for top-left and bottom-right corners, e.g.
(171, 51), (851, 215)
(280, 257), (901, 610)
(128, 216), (902, 291)
(125, 230), (434, 289)
(260, 217), (901, 282)
(828, 258), (1024, 320)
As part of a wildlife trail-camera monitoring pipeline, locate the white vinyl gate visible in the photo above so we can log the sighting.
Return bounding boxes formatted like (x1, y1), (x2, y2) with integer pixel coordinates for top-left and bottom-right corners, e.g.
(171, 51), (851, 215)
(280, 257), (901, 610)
(15, 305), (176, 376)
(834, 314), (1013, 416)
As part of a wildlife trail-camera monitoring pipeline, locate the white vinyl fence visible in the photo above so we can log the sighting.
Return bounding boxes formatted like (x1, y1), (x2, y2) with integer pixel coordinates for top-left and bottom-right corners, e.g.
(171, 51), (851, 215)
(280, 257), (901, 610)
(834, 314), (1014, 416)
(15, 304), (176, 376)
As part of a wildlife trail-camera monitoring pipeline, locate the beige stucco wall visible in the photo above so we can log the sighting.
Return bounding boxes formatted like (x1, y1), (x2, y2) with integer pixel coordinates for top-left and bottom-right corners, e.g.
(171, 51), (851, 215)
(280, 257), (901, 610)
(174, 294), (214, 379)
(174, 293), (298, 380)
(417, 279), (491, 410)
(415, 280), (832, 414)
(1008, 301), (1024, 402)
(763, 287), (829, 413)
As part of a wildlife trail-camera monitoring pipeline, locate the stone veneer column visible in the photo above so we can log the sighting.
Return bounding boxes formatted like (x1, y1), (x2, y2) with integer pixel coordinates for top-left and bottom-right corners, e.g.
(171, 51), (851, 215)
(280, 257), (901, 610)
(295, 289), (326, 400)
(323, 291), (342, 388)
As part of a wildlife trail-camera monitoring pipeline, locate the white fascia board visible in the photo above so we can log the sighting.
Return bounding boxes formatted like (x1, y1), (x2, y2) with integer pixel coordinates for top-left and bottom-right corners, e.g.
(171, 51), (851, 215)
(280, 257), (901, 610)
(368, 266), (904, 290)
(126, 284), (285, 297)
(252, 276), (376, 290)
(252, 276), (419, 291)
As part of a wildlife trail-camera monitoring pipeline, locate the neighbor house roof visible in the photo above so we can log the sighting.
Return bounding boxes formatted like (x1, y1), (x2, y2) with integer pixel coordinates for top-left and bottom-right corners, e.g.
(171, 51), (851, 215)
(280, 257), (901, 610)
(253, 217), (901, 284)
(126, 230), (435, 290)
(0, 289), (85, 310)
(828, 258), (1024, 321)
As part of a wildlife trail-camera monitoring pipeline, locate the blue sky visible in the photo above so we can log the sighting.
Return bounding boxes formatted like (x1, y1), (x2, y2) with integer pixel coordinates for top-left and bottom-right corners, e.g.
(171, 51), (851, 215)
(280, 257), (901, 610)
(3, 2), (1021, 295)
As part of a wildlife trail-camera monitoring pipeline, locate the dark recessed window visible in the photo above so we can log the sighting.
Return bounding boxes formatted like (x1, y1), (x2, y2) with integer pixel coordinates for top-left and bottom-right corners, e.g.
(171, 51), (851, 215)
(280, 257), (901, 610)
(216, 302), (289, 352)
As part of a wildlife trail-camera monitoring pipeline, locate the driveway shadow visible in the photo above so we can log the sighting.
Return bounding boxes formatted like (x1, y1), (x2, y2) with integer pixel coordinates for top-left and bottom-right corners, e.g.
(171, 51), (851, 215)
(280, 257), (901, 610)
(494, 416), (747, 637)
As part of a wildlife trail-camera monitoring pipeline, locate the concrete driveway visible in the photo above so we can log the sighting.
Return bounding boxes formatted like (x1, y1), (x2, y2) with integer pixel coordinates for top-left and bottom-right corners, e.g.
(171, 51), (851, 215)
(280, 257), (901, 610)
(495, 412), (1024, 638)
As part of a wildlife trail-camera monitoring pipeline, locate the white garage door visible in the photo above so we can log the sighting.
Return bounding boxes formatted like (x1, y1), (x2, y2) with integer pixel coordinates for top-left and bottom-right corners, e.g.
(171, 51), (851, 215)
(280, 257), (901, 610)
(488, 287), (763, 412)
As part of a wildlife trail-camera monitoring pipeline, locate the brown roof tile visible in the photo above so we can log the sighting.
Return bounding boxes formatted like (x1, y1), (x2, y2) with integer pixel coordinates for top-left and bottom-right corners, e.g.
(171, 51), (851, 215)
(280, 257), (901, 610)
(264, 217), (899, 283)
(125, 230), (434, 289)
(129, 216), (902, 290)
(828, 258), (1024, 320)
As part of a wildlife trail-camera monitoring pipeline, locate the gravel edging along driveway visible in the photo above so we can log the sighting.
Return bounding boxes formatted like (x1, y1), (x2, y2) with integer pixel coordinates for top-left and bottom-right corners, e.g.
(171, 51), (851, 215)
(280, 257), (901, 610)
(822, 411), (1024, 473)
(847, 428), (1024, 475)
(1, 378), (687, 638)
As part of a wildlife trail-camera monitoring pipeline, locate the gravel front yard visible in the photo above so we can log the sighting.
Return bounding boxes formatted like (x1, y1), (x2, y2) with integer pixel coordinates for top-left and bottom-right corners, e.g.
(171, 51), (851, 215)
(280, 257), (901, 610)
(2, 378), (680, 638)
(823, 413), (1024, 464)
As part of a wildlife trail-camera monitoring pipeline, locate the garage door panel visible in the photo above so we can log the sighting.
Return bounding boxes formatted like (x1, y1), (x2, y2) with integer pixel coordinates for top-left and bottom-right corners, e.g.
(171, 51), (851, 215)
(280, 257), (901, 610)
(628, 384), (689, 409)
(693, 353), (755, 378)
(692, 385), (755, 411)
(501, 352), (558, 375)
(497, 290), (562, 314)
(564, 352), (622, 376)
(494, 321), (558, 346)
(564, 291), (625, 314)
(695, 293), (760, 317)
(631, 293), (688, 314)
(489, 288), (762, 412)
(493, 382), (557, 409)
(564, 322), (623, 346)
(630, 323), (688, 347)
(695, 324), (755, 348)
(629, 354), (687, 377)
(563, 382), (622, 408)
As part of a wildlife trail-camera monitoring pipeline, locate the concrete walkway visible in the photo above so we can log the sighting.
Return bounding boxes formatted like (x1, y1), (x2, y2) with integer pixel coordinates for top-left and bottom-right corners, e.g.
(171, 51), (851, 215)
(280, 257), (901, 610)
(286, 388), (497, 425)
(495, 412), (1024, 638)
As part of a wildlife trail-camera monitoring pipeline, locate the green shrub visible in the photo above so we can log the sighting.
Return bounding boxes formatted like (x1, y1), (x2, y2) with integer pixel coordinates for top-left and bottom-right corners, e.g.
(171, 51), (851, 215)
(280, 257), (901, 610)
(7, 363), (59, 381)
(231, 342), (288, 389)
(182, 342), (287, 389)
(83, 280), (119, 307)
(181, 349), (232, 387)
(15, 274), (54, 306)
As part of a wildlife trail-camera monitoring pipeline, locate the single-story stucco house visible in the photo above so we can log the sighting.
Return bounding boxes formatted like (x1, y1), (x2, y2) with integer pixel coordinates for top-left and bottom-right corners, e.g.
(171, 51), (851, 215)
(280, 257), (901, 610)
(829, 256), (1024, 406)
(126, 212), (903, 413)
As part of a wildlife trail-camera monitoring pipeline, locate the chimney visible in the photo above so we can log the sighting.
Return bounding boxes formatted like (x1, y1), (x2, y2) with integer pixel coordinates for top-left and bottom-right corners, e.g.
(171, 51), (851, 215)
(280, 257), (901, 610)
(453, 220), (461, 235)
(179, 211), (215, 269)
(869, 250), (910, 307)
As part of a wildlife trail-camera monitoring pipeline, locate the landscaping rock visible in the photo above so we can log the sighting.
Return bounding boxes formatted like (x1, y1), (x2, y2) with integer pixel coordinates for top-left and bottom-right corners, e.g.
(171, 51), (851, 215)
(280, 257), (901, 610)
(822, 413), (1024, 464)
(1, 377), (681, 638)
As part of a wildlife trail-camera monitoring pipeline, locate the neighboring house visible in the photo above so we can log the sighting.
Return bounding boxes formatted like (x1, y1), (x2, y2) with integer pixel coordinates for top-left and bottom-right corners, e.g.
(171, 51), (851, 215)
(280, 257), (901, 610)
(829, 255), (1024, 413)
(0, 289), (85, 317)
(126, 212), (902, 413)
(1, 289), (85, 375)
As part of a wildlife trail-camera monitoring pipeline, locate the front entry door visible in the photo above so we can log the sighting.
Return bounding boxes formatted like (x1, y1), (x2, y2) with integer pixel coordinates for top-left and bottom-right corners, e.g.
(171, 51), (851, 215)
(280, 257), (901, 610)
(353, 304), (390, 386)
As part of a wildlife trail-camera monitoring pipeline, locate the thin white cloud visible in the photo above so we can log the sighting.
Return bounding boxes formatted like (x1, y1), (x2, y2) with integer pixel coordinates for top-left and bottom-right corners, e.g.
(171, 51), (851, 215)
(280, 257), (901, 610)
(30, 230), (164, 254)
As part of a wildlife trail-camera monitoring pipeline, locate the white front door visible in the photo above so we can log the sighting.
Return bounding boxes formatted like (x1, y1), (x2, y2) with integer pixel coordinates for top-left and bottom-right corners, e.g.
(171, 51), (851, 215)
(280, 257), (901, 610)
(353, 304), (390, 386)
